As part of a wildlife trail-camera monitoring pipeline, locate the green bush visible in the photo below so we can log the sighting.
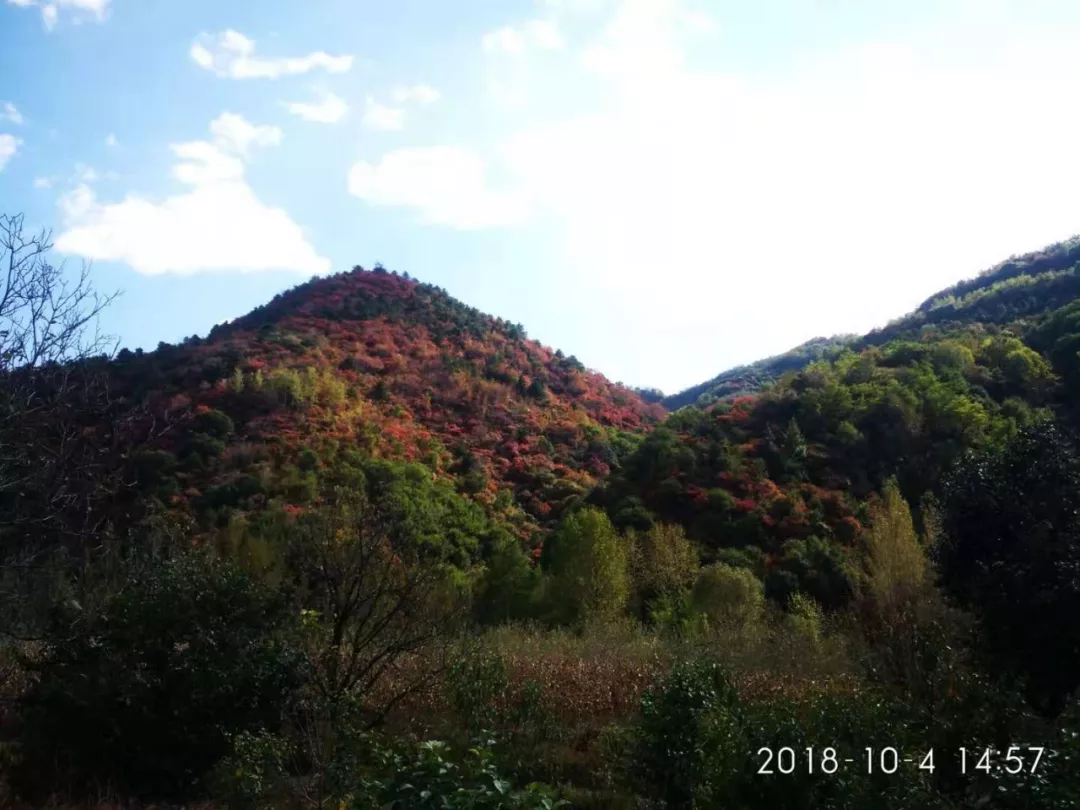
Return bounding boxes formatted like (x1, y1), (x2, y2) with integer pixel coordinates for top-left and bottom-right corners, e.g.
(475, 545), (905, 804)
(212, 729), (294, 810)
(631, 660), (942, 810)
(692, 563), (765, 631)
(355, 737), (569, 810)
(215, 720), (568, 810)
(632, 660), (740, 807)
(786, 592), (825, 647)
(192, 408), (235, 440)
(16, 553), (306, 799)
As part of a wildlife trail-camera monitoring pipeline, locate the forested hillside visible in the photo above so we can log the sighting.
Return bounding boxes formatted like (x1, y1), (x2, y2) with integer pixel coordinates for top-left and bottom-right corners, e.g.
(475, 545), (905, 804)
(661, 336), (855, 410)
(665, 236), (1080, 410)
(99, 265), (663, 555)
(4, 213), (1080, 808)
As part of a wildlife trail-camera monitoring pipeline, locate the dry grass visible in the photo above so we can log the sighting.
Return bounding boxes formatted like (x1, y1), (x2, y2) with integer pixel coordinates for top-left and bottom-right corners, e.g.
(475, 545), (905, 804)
(374, 618), (863, 738)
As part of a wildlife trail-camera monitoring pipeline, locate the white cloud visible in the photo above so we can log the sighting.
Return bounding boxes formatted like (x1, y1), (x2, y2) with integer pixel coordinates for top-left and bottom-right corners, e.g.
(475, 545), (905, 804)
(209, 112), (281, 155)
(283, 91), (349, 123)
(170, 141), (245, 185)
(488, 81), (530, 110)
(6, 0), (109, 30)
(362, 97), (405, 131)
(1, 103), (24, 125)
(391, 84), (441, 105)
(481, 16), (568, 107)
(347, 146), (529, 229)
(55, 113), (328, 276)
(69, 163), (118, 184)
(0, 135), (20, 171)
(579, 0), (691, 80)
(360, 84), (440, 130)
(483, 27), (527, 56)
(678, 7), (719, 35)
(105, 133), (118, 147)
(360, 0), (1080, 390)
(483, 19), (565, 55)
(525, 19), (565, 50)
(73, 163), (99, 183)
(190, 30), (354, 79)
(34, 176), (54, 189)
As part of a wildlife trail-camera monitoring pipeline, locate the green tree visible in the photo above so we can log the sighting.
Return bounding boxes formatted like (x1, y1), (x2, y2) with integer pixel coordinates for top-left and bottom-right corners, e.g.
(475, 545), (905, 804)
(765, 536), (854, 610)
(939, 420), (1080, 716)
(284, 473), (475, 704)
(544, 507), (629, 624)
(858, 478), (928, 617)
(474, 534), (538, 624)
(628, 522), (699, 618)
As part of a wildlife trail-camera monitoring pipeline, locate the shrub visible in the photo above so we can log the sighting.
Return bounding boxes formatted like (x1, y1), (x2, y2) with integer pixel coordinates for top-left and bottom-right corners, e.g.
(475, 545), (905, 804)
(192, 407), (235, 440)
(355, 737), (569, 809)
(215, 722), (568, 810)
(211, 729), (294, 810)
(16, 552), (306, 799)
(692, 563), (765, 631)
(786, 592), (825, 647)
(632, 660), (738, 807)
(631, 660), (940, 809)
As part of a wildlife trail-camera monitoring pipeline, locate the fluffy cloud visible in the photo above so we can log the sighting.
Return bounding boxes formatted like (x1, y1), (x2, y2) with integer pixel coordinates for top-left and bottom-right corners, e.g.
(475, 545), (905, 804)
(1, 103), (23, 125)
(5, 0), (108, 30)
(55, 113), (328, 276)
(283, 91), (349, 123)
(347, 146), (528, 229)
(190, 30), (354, 79)
(105, 133), (118, 147)
(482, 16), (568, 107)
(391, 84), (441, 105)
(361, 97), (405, 131)
(353, 0), (1080, 389)
(571, 5), (1080, 379)
(361, 85), (440, 130)
(483, 20), (565, 55)
(0, 135), (20, 171)
(208, 112), (281, 155)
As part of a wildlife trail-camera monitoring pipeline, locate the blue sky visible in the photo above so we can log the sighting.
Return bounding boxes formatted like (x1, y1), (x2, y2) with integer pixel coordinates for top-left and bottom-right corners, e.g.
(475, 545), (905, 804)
(3, 0), (1080, 394)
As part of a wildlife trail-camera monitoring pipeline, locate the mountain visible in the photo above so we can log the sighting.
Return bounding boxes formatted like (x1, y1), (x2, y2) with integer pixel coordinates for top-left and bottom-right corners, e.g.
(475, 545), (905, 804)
(660, 336), (857, 411)
(107, 266), (665, 550)
(665, 234), (1080, 410)
(64, 231), (1080, 581)
(593, 234), (1080, 606)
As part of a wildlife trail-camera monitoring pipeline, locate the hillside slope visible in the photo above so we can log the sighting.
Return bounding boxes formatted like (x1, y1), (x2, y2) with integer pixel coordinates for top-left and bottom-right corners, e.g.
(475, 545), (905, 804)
(110, 267), (664, 549)
(666, 234), (1080, 408)
(596, 234), (1080, 606)
(661, 336), (856, 410)
(97, 234), (1080, 578)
